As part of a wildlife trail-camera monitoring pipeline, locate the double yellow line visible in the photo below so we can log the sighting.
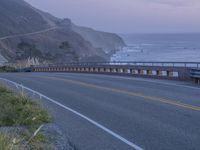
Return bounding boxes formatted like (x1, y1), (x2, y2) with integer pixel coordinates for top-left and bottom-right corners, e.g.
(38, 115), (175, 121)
(18, 74), (200, 111)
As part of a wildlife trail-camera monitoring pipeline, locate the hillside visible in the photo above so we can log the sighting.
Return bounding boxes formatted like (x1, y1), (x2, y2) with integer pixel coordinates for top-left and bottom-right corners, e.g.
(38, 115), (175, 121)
(72, 24), (125, 54)
(0, 0), (125, 64)
(0, 0), (49, 36)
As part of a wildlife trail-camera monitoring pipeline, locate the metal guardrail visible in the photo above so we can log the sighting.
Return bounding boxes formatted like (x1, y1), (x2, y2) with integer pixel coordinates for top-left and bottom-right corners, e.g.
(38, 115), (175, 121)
(190, 68), (200, 84)
(0, 78), (43, 99)
(34, 61), (200, 68)
(190, 68), (200, 79)
(31, 61), (200, 83)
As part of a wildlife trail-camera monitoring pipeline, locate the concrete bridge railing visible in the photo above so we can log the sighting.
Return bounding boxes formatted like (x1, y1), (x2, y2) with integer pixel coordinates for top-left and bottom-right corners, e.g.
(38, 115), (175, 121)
(32, 62), (200, 83)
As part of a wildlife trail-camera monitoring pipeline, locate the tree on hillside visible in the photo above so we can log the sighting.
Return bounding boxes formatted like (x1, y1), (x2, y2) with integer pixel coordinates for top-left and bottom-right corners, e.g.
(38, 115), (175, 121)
(59, 41), (79, 62)
(59, 41), (71, 52)
(16, 42), (42, 59)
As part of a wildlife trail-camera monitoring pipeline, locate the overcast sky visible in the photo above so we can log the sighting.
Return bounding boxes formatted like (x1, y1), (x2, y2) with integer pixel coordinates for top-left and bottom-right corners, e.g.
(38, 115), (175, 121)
(25, 0), (200, 33)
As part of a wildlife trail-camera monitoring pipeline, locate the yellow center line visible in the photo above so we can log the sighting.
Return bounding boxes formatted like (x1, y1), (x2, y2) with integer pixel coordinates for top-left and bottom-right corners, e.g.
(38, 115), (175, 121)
(17, 74), (200, 111)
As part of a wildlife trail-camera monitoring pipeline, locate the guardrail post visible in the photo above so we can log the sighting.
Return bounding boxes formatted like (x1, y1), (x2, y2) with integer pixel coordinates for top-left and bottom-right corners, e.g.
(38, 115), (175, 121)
(112, 68), (116, 73)
(167, 71), (173, 77)
(116, 68), (120, 73)
(106, 68), (111, 73)
(147, 70), (153, 75)
(195, 78), (198, 84)
(124, 69), (129, 73)
(156, 70), (162, 76)
(131, 69), (136, 74)
(138, 69), (144, 75)
(100, 68), (104, 72)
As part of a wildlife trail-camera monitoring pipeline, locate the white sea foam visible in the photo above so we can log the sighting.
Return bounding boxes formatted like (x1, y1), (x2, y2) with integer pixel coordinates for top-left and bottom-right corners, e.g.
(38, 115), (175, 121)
(111, 34), (200, 62)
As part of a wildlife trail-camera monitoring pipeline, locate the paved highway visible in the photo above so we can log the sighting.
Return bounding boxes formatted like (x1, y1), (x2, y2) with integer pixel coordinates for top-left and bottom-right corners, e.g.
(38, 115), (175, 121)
(0, 73), (200, 150)
(0, 27), (57, 41)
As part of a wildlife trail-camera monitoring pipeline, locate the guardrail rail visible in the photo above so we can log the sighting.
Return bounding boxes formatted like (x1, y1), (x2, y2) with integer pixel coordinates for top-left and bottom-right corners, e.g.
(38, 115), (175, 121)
(190, 68), (200, 84)
(31, 62), (200, 83)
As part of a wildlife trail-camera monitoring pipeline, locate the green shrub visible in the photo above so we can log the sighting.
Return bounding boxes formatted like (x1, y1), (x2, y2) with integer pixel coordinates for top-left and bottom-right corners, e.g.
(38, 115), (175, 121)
(0, 86), (53, 150)
(0, 66), (16, 72)
(0, 86), (52, 128)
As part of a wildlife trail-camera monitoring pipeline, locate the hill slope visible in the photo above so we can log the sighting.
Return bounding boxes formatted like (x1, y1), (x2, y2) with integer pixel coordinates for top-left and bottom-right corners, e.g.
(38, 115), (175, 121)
(72, 24), (125, 54)
(0, 0), (125, 64)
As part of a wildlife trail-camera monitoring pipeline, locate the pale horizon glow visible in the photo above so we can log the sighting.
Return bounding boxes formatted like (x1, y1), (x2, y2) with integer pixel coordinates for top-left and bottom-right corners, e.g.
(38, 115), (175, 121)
(25, 0), (200, 34)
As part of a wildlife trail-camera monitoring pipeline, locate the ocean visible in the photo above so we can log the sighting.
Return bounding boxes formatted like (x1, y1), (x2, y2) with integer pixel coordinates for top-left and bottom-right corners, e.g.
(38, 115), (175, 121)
(111, 34), (200, 62)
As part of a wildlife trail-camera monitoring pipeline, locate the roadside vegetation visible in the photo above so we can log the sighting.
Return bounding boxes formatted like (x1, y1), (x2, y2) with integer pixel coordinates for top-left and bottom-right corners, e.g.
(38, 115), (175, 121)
(0, 85), (53, 150)
(0, 133), (20, 150)
(0, 66), (16, 72)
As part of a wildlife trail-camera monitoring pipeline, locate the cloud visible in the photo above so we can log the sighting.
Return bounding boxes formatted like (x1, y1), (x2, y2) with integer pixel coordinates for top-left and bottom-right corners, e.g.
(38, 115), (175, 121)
(143, 0), (200, 7)
(25, 0), (200, 33)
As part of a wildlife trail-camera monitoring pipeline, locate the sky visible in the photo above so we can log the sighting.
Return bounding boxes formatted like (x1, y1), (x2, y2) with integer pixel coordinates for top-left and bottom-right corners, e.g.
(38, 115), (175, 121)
(25, 0), (200, 34)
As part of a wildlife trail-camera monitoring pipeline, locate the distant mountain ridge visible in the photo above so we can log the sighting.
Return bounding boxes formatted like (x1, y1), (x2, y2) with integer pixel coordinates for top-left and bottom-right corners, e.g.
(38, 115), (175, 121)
(71, 24), (125, 54)
(0, 0), (125, 64)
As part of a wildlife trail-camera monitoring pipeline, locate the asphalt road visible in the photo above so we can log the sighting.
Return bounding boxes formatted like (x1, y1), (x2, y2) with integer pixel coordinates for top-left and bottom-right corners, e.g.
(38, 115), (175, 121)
(0, 27), (57, 41)
(0, 73), (200, 150)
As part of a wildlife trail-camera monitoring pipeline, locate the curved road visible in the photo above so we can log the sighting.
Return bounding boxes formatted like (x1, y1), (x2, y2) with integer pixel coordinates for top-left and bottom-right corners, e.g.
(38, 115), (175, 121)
(0, 27), (57, 41)
(0, 73), (200, 150)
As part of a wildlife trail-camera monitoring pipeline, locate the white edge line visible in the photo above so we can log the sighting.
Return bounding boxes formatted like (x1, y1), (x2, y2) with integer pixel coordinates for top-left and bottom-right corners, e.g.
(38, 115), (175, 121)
(0, 77), (144, 150)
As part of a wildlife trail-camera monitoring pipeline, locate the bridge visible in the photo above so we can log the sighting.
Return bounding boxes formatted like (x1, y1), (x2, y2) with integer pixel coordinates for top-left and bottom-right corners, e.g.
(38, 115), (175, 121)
(32, 61), (200, 84)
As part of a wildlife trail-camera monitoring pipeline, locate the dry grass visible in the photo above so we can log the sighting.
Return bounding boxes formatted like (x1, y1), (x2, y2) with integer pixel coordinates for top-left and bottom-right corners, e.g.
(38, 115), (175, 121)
(0, 86), (51, 128)
(0, 85), (53, 150)
(0, 133), (20, 150)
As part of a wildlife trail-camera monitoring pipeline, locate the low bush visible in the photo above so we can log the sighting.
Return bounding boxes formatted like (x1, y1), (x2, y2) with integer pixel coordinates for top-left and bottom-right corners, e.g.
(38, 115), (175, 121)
(0, 85), (53, 150)
(0, 86), (51, 128)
